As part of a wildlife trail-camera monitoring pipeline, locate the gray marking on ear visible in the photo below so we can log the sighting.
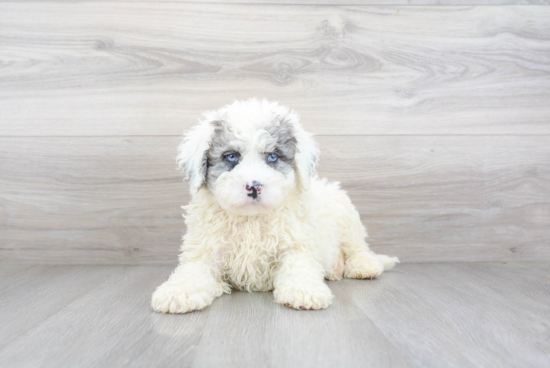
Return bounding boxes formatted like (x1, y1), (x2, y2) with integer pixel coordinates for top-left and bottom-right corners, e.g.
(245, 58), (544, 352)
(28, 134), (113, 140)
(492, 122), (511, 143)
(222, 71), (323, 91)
(198, 149), (209, 188)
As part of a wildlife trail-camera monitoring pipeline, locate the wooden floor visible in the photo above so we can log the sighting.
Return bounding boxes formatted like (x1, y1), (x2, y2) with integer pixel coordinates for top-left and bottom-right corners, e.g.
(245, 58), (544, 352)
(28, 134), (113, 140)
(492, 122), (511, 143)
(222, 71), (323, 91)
(0, 263), (548, 367)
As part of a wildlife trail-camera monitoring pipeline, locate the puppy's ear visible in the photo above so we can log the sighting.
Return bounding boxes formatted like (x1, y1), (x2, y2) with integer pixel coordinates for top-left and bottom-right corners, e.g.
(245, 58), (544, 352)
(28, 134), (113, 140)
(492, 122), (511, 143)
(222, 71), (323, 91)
(176, 119), (216, 195)
(284, 112), (320, 190)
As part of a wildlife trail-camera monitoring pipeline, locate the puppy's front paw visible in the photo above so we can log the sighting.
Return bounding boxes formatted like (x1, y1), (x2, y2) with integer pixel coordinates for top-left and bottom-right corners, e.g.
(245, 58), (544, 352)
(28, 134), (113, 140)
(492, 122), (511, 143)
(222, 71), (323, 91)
(274, 281), (333, 310)
(344, 252), (384, 279)
(151, 282), (213, 314)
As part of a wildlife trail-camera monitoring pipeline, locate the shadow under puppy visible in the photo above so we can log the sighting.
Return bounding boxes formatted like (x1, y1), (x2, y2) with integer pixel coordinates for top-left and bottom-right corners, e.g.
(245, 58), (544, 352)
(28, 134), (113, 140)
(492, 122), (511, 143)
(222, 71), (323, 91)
(152, 98), (398, 313)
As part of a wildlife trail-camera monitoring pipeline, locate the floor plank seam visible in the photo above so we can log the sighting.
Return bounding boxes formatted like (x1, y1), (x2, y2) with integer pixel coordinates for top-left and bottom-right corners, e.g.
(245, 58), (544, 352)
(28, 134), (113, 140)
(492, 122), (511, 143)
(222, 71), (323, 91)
(335, 282), (424, 368)
(0, 266), (127, 354)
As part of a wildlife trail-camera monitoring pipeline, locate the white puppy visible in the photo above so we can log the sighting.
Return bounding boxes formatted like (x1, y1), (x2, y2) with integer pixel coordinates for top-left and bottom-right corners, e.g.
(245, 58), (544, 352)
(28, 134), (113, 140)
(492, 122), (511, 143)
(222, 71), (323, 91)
(152, 98), (398, 313)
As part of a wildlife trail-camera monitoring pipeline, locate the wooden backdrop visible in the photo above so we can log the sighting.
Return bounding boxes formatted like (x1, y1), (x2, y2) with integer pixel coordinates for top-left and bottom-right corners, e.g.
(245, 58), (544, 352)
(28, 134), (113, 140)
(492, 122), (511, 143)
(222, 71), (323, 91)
(1, 1), (549, 264)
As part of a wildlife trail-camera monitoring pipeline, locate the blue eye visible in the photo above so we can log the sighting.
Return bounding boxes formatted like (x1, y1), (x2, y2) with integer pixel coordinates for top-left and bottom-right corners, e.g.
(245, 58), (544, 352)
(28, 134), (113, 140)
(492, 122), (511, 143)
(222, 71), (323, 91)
(267, 153), (278, 163)
(226, 154), (238, 163)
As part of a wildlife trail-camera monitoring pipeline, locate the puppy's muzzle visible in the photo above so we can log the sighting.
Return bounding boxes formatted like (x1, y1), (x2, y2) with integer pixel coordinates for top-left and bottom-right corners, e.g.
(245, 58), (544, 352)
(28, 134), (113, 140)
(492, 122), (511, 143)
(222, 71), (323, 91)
(246, 181), (262, 200)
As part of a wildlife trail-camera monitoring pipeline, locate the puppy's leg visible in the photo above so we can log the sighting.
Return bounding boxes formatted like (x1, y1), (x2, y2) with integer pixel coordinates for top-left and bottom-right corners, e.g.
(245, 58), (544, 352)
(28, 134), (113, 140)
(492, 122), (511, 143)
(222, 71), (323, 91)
(151, 261), (228, 314)
(325, 249), (345, 281)
(341, 209), (399, 280)
(273, 252), (333, 310)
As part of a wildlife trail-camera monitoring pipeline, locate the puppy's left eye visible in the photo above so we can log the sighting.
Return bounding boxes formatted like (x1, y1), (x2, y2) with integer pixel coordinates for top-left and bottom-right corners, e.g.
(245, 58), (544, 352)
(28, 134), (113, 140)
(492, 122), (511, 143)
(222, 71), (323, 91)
(267, 153), (278, 163)
(225, 153), (239, 163)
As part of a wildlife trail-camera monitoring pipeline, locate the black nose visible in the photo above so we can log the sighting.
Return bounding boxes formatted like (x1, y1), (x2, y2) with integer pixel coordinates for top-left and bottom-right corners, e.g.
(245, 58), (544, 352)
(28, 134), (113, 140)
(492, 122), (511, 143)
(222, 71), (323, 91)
(246, 181), (262, 199)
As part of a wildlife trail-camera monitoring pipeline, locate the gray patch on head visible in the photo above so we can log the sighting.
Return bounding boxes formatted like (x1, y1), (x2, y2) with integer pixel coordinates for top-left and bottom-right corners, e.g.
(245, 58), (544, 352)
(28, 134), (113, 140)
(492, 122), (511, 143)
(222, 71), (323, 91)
(264, 117), (298, 174)
(204, 117), (299, 190)
(206, 120), (240, 189)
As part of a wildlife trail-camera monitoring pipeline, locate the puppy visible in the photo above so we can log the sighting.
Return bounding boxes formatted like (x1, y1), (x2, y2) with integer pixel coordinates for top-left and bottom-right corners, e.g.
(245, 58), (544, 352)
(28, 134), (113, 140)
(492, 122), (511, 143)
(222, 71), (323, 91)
(152, 98), (398, 313)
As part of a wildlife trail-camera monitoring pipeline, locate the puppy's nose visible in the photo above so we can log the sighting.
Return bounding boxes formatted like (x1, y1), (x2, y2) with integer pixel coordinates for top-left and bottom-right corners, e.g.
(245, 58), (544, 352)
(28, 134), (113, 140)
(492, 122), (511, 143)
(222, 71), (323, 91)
(246, 181), (262, 200)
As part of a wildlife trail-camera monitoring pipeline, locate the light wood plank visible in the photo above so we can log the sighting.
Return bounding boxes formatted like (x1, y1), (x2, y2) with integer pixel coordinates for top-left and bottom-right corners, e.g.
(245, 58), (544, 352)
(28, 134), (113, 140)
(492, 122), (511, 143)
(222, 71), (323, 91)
(2, 1), (549, 4)
(0, 264), (35, 278)
(338, 263), (550, 367)
(0, 266), (211, 368)
(190, 288), (414, 367)
(0, 263), (548, 367)
(326, 136), (550, 262)
(503, 261), (550, 276)
(1, 135), (548, 264)
(0, 136), (185, 264)
(1, 4), (549, 136)
(0, 265), (121, 349)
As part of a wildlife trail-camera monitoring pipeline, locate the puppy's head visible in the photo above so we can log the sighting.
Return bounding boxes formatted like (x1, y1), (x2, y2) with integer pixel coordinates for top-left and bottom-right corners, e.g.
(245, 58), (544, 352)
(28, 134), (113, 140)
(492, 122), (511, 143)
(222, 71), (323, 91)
(177, 99), (319, 216)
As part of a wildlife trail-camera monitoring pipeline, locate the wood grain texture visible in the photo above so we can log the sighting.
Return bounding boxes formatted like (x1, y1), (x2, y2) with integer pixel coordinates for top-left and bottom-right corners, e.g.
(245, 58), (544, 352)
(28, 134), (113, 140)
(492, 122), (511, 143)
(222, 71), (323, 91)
(0, 264), (34, 278)
(0, 265), (121, 350)
(339, 262), (550, 367)
(1, 135), (548, 264)
(2, 1), (549, 4)
(1, 4), (550, 136)
(191, 286), (413, 367)
(0, 263), (548, 367)
(0, 266), (211, 368)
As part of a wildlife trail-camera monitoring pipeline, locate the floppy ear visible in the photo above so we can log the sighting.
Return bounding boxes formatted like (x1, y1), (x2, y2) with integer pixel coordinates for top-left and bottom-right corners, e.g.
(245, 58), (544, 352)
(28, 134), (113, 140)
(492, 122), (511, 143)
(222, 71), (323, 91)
(284, 112), (320, 191)
(176, 119), (216, 196)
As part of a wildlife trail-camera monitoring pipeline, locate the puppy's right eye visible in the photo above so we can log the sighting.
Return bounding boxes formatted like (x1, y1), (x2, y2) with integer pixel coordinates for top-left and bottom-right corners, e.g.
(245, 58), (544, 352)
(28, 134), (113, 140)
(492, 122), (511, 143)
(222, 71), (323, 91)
(225, 153), (239, 163)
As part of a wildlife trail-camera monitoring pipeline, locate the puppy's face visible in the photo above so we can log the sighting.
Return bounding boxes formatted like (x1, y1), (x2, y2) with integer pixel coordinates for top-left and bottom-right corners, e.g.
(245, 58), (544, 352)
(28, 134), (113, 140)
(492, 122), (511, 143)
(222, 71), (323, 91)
(206, 118), (297, 215)
(178, 99), (319, 216)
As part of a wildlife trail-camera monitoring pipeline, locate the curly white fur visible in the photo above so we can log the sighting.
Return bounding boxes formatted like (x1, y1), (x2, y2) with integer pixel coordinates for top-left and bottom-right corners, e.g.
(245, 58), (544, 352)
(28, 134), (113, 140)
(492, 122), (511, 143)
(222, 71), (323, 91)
(152, 98), (398, 313)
